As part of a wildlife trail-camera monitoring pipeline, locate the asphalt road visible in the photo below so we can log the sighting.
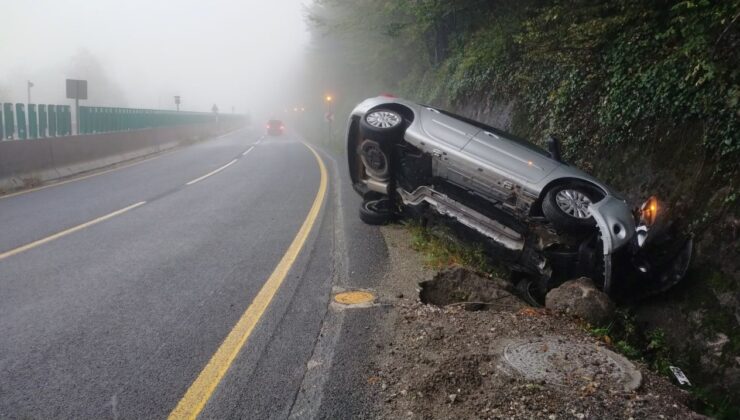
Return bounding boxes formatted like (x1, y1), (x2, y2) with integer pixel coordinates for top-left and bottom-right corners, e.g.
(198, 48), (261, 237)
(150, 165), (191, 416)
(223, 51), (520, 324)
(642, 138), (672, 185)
(0, 129), (383, 419)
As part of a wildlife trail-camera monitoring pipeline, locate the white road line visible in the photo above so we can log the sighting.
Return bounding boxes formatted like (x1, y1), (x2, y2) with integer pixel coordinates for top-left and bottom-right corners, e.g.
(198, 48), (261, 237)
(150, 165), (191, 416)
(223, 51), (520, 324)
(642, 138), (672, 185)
(186, 159), (238, 186)
(0, 201), (147, 261)
(242, 146), (255, 156)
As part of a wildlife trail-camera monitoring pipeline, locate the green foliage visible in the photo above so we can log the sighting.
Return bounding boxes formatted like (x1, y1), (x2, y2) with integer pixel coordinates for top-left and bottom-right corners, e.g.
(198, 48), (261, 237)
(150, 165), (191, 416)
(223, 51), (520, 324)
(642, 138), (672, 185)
(404, 0), (739, 162)
(586, 310), (673, 370)
(614, 340), (643, 359)
(596, 1), (740, 156)
(646, 329), (672, 374)
(691, 385), (740, 419)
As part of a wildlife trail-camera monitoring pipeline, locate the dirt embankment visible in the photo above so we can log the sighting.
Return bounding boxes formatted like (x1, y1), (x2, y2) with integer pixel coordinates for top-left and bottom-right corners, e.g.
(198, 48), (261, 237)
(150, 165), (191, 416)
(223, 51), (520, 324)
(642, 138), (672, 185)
(365, 225), (701, 419)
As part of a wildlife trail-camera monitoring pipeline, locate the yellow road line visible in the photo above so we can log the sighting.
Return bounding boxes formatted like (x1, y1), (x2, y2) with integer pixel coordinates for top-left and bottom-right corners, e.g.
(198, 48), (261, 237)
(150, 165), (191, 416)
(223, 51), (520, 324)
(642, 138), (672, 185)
(185, 159), (238, 186)
(0, 201), (147, 261)
(168, 142), (328, 420)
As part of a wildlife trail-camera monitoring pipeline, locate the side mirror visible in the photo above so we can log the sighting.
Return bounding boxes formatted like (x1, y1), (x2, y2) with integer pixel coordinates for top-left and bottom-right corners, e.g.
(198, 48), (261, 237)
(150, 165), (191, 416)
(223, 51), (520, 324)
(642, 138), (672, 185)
(547, 135), (563, 163)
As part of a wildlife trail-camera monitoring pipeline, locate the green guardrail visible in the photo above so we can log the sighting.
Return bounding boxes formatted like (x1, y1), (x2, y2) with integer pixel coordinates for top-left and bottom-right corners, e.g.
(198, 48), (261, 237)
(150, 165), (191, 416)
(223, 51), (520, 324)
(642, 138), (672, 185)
(0, 103), (243, 140)
(79, 106), (244, 135)
(0, 102), (71, 140)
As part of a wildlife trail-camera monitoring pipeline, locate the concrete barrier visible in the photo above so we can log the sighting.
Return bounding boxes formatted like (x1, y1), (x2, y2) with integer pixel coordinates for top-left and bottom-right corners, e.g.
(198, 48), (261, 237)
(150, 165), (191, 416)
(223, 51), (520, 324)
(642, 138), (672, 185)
(0, 121), (243, 193)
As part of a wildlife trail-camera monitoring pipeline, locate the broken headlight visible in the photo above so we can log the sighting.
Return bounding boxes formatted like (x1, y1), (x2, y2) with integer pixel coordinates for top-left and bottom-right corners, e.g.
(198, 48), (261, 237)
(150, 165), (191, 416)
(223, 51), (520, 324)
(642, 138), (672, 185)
(636, 196), (666, 248)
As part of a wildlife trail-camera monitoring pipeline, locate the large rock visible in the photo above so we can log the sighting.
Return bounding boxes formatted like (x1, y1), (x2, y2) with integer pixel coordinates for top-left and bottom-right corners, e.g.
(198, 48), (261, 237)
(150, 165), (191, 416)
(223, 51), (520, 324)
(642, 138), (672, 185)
(545, 277), (615, 325)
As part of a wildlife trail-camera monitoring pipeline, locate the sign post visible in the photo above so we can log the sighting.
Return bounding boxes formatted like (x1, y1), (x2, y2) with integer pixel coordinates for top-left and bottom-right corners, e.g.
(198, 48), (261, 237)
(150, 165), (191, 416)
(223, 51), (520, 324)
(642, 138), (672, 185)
(174, 95), (181, 112)
(66, 79), (88, 134)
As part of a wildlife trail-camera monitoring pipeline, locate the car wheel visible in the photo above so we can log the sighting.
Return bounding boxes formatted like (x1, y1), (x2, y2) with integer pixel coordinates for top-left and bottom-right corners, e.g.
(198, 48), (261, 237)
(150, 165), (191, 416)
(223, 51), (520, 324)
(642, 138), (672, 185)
(515, 278), (545, 306)
(542, 182), (603, 232)
(359, 108), (405, 142)
(359, 197), (395, 225)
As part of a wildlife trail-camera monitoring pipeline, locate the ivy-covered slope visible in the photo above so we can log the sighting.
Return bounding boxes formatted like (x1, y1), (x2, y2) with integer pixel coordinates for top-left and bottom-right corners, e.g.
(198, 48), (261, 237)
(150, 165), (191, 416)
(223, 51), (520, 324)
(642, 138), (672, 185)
(302, 0), (739, 413)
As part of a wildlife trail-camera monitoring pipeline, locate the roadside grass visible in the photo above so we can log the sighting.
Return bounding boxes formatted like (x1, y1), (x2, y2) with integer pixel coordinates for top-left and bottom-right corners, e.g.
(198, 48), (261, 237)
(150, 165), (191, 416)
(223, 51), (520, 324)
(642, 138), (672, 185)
(405, 220), (509, 279)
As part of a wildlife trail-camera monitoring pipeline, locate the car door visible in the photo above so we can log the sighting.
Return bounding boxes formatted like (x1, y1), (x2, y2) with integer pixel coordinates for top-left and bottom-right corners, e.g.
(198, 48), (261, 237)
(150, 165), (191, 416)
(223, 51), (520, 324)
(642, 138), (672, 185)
(462, 130), (558, 184)
(419, 107), (479, 151)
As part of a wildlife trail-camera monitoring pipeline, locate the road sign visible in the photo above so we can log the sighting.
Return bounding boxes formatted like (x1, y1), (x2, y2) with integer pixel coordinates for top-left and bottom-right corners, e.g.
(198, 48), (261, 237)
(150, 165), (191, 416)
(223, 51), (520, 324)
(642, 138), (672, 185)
(66, 79), (88, 100)
(66, 79), (87, 135)
(324, 112), (334, 122)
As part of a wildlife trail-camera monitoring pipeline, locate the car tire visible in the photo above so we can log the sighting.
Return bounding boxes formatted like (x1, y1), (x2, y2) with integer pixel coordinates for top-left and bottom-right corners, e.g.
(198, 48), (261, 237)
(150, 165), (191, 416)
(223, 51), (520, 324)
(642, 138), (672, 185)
(542, 182), (603, 232)
(359, 108), (405, 142)
(516, 278), (544, 307)
(359, 198), (395, 225)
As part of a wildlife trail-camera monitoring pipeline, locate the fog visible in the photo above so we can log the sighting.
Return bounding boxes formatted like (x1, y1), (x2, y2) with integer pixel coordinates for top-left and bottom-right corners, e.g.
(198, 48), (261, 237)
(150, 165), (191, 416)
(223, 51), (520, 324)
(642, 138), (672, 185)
(0, 0), (310, 118)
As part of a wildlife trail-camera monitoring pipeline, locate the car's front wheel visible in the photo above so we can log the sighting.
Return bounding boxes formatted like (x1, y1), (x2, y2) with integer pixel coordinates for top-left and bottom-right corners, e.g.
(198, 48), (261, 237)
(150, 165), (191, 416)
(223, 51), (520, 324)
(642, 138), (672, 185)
(542, 182), (603, 232)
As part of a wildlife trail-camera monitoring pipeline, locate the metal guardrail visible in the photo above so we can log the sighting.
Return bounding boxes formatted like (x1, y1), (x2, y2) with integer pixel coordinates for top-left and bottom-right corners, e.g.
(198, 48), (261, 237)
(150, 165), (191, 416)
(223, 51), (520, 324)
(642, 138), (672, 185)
(78, 106), (242, 134)
(0, 103), (244, 139)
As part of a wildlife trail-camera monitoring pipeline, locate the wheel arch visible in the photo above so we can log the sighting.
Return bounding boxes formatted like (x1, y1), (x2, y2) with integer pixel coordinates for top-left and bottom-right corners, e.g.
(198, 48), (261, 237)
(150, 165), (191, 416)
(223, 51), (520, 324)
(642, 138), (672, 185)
(366, 103), (416, 125)
(530, 177), (607, 217)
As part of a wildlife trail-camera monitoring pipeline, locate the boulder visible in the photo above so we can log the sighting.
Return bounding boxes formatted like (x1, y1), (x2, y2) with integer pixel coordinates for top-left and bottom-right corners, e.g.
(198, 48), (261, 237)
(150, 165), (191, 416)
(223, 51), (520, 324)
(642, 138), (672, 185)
(545, 277), (615, 325)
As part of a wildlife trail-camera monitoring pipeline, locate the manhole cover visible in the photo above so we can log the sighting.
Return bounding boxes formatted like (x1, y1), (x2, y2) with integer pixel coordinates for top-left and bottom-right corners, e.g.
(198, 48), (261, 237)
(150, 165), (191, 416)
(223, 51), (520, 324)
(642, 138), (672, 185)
(500, 336), (642, 391)
(333, 291), (375, 305)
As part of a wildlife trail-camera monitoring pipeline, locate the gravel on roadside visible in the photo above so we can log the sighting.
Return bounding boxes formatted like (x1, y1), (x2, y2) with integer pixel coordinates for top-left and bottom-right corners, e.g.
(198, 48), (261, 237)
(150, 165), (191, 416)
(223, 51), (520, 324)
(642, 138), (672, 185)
(363, 225), (702, 420)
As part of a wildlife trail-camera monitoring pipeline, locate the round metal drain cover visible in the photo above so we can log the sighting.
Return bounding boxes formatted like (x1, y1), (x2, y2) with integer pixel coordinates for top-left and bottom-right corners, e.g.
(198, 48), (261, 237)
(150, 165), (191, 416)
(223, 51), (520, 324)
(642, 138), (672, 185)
(333, 291), (375, 306)
(501, 336), (642, 391)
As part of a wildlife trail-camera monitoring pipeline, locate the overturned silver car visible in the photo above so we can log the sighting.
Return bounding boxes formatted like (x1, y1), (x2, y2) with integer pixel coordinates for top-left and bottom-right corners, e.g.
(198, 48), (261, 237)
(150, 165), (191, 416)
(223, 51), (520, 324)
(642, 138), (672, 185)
(346, 96), (692, 301)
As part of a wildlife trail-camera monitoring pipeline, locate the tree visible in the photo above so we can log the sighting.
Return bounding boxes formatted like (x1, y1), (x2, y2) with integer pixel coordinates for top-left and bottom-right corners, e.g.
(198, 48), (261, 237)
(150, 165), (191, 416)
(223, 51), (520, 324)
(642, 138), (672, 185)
(66, 49), (127, 107)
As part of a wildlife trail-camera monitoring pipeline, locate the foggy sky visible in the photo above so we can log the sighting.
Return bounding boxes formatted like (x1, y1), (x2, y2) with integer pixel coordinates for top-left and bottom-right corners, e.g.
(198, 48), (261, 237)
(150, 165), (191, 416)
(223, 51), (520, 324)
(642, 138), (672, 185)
(0, 0), (310, 116)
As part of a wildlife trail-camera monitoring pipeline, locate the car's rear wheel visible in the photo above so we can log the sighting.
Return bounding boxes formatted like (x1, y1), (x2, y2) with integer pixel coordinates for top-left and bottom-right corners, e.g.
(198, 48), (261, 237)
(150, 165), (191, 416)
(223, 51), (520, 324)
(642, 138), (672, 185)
(542, 182), (603, 232)
(359, 197), (395, 225)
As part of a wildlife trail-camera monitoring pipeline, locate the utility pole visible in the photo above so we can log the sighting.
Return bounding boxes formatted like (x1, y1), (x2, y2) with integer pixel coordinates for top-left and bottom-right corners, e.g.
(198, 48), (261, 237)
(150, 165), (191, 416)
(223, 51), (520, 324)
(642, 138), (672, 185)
(27, 80), (34, 104)
(324, 94), (334, 144)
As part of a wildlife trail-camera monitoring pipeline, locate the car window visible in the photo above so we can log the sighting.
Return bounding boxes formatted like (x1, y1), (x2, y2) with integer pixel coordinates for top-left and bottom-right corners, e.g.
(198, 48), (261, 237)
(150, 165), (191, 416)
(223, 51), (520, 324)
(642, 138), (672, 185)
(431, 107), (551, 157)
